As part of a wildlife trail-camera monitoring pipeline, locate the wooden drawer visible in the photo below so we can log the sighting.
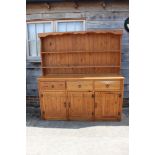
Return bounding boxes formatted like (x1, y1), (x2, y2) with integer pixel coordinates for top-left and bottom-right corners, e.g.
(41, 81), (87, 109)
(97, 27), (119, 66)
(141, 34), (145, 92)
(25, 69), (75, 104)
(95, 80), (120, 91)
(67, 81), (93, 91)
(40, 81), (65, 90)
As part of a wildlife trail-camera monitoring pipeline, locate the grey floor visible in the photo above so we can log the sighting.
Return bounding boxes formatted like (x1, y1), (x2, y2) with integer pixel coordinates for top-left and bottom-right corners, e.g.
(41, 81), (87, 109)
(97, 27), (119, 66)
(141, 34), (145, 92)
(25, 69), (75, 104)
(26, 108), (129, 155)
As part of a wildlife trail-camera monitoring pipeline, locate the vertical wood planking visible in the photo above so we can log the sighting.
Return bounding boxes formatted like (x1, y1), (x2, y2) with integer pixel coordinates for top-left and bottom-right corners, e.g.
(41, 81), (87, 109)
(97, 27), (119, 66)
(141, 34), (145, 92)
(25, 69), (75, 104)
(40, 31), (122, 75)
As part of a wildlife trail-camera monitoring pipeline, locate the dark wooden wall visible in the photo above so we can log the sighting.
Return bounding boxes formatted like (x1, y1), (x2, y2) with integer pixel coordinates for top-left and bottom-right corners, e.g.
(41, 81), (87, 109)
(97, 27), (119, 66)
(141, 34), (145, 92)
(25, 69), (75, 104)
(26, 0), (129, 106)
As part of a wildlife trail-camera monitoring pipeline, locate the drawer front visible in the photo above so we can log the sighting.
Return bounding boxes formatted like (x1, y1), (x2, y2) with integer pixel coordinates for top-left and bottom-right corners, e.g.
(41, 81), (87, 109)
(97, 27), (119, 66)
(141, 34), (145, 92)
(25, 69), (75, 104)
(95, 80), (120, 90)
(67, 81), (93, 91)
(40, 81), (65, 90)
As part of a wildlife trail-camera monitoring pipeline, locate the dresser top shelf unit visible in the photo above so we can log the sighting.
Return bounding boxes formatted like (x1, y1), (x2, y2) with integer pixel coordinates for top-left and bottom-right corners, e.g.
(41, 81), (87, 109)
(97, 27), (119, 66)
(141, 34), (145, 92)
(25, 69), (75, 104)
(39, 30), (123, 76)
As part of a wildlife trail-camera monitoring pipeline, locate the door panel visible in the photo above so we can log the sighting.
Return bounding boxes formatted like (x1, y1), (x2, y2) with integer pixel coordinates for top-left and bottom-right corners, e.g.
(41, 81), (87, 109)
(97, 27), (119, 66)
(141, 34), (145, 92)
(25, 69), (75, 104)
(68, 92), (93, 120)
(42, 91), (67, 120)
(95, 92), (120, 120)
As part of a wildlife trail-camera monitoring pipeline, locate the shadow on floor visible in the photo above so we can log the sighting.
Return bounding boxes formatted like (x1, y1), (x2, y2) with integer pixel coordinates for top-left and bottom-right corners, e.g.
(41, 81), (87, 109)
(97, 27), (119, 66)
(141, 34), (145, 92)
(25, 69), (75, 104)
(26, 108), (129, 129)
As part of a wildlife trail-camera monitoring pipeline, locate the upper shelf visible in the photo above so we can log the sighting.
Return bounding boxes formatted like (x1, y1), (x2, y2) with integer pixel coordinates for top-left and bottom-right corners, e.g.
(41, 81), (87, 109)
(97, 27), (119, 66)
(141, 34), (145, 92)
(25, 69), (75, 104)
(41, 50), (120, 54)
(41, 65), (120, 69)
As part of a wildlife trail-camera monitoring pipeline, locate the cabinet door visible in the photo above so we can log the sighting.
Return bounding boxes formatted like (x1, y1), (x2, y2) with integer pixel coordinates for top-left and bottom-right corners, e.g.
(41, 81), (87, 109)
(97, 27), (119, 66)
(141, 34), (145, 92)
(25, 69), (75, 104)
(68, 92), (94, 120)
(95, 92), (120, 120)
(42, 91), (67, 120)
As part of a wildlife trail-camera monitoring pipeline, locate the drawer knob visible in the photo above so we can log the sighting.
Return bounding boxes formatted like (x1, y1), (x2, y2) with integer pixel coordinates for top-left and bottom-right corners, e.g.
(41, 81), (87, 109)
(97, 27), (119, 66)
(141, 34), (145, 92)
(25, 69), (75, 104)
(106, 84), (110, 88)
(78, 84), (81, 88)
(51, 85), (54, 88)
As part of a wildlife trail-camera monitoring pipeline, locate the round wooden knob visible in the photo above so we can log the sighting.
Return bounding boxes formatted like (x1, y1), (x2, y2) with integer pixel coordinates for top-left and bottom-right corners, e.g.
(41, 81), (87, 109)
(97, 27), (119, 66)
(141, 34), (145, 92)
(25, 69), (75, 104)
(106, 84), (110, 88)
(78, 84), (81, 88)
(51, 85), (54, 88)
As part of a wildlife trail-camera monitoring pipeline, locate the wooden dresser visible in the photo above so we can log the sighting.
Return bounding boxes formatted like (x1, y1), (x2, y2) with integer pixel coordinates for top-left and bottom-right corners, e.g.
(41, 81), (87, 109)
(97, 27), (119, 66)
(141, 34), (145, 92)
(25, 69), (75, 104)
(38, 30), (124, 121)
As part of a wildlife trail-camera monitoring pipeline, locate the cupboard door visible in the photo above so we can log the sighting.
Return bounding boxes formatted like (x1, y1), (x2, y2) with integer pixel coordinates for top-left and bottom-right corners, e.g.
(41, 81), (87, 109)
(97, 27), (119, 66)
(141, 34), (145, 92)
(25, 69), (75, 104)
(95, 92), (120, 120)
(68, 92), (94, 120)
(42, 91), (67, 120)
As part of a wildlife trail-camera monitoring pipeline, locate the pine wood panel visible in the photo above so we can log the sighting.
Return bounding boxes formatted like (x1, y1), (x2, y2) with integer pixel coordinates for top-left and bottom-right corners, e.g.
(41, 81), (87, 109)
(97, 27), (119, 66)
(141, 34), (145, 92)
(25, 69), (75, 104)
(42, 91), (67, 120)
(39, 30), (122, 75)
(95, 92), (120, 120)
(68, 92), (94, 120)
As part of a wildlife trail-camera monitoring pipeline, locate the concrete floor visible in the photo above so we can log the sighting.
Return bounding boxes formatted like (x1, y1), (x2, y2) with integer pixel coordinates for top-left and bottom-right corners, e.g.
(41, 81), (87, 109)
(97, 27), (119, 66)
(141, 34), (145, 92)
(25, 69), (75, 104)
(26, 108), (129, 155)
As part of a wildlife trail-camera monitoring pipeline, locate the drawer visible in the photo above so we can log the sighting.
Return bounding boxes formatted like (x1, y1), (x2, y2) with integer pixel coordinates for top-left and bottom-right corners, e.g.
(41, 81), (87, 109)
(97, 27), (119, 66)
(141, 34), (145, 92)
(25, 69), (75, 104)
(40, 81), (65, 90)
(67, 81), (93, 91)
(95, 80), (120, 90)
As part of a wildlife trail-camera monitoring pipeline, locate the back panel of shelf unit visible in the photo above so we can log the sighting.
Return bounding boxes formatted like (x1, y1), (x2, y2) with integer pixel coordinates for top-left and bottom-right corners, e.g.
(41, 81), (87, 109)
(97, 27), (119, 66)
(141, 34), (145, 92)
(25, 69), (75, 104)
(40, 32), (122, 75)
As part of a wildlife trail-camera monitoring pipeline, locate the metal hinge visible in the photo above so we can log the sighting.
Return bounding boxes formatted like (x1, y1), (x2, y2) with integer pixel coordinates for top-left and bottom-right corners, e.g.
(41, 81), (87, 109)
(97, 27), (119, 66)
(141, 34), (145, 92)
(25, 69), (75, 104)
(64, 102), (66, 107)
(92, 94), (95, 98)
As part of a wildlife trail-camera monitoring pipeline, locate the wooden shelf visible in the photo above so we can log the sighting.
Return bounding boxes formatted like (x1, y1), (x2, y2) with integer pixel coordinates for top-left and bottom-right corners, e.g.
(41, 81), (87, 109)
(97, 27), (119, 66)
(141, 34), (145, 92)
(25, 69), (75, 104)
(42, 65), (120, 69)
(40, 30), (122, 74)
(41, 50), (120, 54)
